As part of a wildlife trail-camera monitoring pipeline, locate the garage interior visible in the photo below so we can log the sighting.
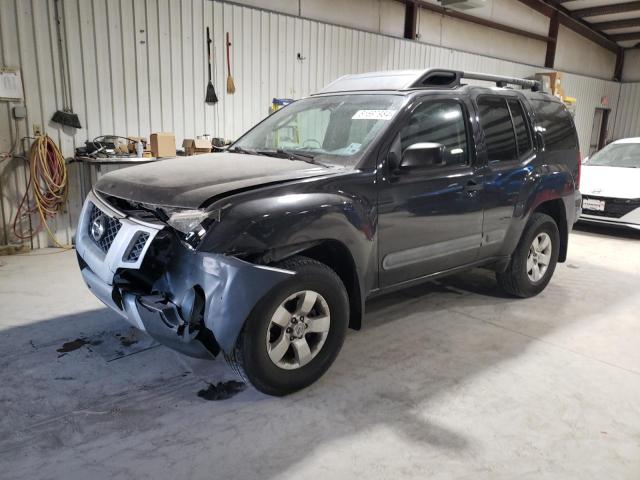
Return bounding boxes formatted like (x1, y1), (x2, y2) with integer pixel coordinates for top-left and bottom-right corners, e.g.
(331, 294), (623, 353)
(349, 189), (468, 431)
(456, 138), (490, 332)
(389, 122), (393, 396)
(1, 0), (639, 478)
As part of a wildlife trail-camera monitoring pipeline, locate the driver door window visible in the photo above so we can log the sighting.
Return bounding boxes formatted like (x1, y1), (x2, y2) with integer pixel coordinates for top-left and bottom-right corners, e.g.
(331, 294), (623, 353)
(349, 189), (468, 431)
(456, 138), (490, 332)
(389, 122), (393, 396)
(400, 100), (469, 167)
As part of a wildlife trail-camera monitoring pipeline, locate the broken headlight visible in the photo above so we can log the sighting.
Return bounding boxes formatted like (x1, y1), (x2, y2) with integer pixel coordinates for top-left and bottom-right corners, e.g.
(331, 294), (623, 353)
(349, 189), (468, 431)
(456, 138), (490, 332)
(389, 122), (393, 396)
(165, 208), (221, 249)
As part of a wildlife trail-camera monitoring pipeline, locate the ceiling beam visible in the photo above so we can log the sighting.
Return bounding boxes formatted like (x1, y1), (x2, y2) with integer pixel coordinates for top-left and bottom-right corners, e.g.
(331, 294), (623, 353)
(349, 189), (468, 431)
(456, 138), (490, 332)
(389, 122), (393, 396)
(516, 0), (619, 53)
(572, 1), (640, 19)
(610, 31), (640, 42)
(591, 18), (640, 31)
(409, 1), (551, 43)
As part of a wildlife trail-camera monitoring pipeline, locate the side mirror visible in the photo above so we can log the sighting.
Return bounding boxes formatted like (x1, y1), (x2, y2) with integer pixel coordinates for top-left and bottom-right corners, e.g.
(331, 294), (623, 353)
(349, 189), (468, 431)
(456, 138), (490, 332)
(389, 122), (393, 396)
(400, 143), (445, 170)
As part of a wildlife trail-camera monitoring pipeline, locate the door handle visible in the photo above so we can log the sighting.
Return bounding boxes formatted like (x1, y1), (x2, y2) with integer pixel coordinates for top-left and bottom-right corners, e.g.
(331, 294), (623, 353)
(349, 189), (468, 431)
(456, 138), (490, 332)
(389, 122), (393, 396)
(464, 180), (483, 194)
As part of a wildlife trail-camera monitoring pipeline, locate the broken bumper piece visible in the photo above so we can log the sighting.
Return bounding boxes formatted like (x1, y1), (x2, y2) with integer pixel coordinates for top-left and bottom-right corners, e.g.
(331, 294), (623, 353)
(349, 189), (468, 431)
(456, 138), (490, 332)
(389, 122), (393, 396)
(76, 190), (294, 359)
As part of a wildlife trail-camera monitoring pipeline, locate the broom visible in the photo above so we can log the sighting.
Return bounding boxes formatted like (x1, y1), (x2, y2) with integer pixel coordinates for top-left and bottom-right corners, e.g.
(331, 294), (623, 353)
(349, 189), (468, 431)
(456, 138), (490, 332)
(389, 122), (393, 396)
(205, 27), (218, 104)
(51, 0), (81, 129)
(226, 32), (236, 94)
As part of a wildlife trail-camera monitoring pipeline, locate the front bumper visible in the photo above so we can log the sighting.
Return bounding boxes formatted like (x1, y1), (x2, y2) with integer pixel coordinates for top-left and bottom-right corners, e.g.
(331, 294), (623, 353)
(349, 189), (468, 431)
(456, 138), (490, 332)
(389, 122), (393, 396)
(76, 191), (294, 358)
(579, 195), (640, 231)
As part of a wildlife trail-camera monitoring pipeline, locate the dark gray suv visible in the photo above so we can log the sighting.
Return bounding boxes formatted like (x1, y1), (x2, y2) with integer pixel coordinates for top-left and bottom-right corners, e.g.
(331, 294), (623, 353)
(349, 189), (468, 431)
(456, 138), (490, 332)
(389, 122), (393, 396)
(76, 69), (581, 395)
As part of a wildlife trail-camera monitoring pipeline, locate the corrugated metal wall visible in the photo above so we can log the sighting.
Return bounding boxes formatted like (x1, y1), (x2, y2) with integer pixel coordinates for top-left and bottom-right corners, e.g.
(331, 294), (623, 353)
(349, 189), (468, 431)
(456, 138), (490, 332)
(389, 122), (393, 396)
(0, 0), (631, 248)
(612, 83), (640, 141)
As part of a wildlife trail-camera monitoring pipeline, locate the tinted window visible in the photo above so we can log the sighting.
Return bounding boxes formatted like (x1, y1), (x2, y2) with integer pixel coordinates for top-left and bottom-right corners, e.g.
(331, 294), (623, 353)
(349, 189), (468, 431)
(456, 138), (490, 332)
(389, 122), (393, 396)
(477, 96), (517, 161)
(400, 100), (468, 166)
(508, 99), (532, 156)
(532, 100), (578, 151)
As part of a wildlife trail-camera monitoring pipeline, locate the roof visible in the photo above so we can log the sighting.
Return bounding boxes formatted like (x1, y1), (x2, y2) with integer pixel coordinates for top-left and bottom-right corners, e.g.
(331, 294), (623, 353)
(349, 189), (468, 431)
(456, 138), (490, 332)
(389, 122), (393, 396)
(612, 137), (640, 144)
(314, 68), (542, 95)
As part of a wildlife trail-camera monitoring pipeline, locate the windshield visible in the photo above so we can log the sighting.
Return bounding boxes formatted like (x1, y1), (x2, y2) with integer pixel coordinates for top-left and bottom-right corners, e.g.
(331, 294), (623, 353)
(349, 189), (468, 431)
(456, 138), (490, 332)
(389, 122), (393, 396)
(232, 94), (405, 167)
(587, 142), (640, 168)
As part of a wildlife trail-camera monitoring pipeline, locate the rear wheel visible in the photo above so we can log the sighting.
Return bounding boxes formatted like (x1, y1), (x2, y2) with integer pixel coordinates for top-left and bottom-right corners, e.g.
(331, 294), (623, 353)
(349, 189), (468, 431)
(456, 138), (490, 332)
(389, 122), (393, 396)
(224, 256), (349, 396)
(496, 213), (560, 298)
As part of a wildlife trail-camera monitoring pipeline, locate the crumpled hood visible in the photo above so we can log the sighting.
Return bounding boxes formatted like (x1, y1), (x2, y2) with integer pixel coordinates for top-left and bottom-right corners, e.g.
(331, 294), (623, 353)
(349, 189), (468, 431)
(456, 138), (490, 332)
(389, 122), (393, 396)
(95, 152), (338, 208)
(581, 165), (640, 199)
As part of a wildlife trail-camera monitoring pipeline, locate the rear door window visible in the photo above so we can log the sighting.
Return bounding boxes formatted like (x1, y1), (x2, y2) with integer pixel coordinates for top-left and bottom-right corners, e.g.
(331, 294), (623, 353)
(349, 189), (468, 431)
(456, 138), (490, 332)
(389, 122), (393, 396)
(531, 100), (578, 151)
(477, 96), (517, 162)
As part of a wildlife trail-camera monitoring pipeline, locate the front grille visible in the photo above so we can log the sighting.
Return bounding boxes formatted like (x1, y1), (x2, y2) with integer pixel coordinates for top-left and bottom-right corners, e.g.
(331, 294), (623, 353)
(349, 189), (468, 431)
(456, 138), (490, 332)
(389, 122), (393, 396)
(88, 203), (122, 252)
(582, 195), (640, 219)
(126, 232), (149, 262)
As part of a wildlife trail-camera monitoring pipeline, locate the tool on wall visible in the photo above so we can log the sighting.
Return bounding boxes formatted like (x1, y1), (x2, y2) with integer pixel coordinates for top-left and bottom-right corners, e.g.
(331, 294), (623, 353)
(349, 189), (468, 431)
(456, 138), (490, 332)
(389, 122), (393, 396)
(51, 0), (81, 129)
(205, 27), (218, 104)
(226, 32), (236, 94)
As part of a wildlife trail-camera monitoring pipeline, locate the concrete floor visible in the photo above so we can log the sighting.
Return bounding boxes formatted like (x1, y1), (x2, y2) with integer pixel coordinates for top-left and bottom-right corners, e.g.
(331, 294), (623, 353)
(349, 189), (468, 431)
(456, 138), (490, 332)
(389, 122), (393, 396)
(0, 225), (639, 479)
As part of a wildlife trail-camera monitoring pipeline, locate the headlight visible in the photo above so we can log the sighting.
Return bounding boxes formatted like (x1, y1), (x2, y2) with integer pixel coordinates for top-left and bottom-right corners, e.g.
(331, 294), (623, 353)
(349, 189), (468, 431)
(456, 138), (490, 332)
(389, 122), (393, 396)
(166, 209), (213, 233)
(165, 208), (221, 249)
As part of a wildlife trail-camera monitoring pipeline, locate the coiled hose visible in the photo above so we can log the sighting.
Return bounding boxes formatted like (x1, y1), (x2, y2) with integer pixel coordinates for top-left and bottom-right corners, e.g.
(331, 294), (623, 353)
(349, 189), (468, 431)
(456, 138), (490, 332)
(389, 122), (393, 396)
(13, 134), (70, 248)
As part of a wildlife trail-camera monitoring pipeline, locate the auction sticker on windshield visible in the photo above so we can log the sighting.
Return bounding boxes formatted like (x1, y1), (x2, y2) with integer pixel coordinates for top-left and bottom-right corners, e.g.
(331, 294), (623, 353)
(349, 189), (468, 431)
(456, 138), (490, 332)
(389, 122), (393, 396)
(352, 110), (396, 120)
(583, 198), (605, 211)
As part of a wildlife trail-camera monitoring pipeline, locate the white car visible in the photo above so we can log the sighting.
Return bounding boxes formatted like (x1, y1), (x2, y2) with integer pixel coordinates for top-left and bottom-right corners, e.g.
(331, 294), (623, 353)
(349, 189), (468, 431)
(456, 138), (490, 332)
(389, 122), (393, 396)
(580, 137), (640, 230)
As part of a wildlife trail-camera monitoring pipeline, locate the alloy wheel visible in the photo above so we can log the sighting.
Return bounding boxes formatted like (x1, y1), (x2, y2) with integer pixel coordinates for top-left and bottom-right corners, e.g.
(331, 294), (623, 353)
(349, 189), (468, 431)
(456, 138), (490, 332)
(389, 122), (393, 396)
(527, 232), (552, 283)
(265, 290), (331, 370)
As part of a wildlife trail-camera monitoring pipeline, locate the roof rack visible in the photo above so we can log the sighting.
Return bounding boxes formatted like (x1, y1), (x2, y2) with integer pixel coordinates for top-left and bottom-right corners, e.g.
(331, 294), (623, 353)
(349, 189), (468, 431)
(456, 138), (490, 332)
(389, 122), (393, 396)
(412, 69), (541, 92)
(315, 68), (542, 94)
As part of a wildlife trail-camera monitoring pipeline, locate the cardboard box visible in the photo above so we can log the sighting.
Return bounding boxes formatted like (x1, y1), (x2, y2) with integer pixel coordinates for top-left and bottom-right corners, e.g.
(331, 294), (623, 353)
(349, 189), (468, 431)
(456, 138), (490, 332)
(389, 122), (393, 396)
(535, 72), (563, 97)
(182, 138), (212, 156)
(150, 132), (176, 158)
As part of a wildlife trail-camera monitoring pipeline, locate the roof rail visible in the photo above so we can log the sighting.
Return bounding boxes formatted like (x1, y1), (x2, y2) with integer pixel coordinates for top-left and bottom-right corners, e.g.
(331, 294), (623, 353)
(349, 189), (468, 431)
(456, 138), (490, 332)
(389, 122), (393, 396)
(314, 68), (542, 94)
(411, 69), (541, 91)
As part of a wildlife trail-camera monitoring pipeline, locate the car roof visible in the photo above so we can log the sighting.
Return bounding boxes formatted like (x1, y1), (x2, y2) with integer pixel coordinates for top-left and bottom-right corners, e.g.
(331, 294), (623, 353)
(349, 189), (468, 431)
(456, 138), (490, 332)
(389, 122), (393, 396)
(612, 137), (640, 144)
(312, 68), (554, 102)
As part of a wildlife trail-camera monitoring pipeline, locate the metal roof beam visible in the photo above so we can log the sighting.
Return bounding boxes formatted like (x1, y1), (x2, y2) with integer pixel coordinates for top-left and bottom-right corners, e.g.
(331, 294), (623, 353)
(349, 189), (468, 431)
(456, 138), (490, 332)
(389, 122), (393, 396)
(610, 31), (640, 42)
(591, 18), (640, 30)
(572, 1), (640, 19)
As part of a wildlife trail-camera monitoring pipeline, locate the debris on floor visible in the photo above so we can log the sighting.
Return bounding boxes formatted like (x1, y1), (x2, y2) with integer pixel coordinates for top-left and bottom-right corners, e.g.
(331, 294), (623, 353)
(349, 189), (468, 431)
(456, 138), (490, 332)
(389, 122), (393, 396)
(54, 328), (159, 362)
(56, 338), (89, 353)
(197, 380), (246, 401)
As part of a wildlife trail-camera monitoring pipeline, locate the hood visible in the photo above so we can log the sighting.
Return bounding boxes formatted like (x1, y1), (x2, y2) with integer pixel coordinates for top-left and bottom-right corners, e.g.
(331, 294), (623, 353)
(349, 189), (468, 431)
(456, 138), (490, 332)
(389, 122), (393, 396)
(581, 165), (640, 199)
(95, 152), (339, 208)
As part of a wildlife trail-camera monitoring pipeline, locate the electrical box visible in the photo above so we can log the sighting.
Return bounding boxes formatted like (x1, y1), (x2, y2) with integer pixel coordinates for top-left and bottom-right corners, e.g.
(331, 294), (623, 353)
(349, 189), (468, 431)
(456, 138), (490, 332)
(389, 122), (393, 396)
(12, 105), (26, 119)
(438, 0), (487, 10)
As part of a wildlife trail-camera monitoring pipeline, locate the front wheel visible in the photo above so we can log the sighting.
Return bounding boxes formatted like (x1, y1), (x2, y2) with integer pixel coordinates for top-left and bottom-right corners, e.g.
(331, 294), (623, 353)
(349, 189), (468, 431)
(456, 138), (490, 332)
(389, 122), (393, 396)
(496, 213), (560, 298)
(224, 256), (349, 396)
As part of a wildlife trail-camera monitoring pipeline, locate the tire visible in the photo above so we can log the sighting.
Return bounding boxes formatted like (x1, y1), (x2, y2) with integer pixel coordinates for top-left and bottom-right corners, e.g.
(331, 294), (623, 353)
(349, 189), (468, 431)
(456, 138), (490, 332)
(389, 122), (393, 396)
(496, 213), (560, 298)
(224, 255), (349, 396)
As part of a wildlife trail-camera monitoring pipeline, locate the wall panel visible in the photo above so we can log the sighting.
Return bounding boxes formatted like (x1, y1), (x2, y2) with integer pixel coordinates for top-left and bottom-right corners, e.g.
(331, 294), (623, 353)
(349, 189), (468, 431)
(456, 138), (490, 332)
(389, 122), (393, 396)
(613, 83), (640, 141)
(0, 0), (632, 248)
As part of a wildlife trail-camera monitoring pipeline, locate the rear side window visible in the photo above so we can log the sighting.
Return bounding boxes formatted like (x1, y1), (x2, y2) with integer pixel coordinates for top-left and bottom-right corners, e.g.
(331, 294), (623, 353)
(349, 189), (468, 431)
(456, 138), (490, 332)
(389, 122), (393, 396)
(477, 96), (517, 161)
(507, 99), (532, 156)
(532, 100), (578, 151)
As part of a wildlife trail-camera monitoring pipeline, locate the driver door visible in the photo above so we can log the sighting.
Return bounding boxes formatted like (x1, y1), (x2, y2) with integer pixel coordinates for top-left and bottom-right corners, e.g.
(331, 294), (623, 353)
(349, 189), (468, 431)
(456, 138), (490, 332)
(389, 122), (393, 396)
(377, 97), (485, 287)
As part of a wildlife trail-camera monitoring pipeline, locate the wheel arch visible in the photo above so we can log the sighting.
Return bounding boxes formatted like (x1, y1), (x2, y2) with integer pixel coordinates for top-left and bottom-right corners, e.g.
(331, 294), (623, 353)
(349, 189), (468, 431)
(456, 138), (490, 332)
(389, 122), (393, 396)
(532, 198), (568, 262)
(270, 239), (363, 331)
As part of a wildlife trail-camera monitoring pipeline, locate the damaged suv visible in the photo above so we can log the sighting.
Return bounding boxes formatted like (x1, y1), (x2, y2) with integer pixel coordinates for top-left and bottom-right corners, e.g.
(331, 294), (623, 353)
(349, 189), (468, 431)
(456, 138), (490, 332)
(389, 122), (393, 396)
(76, 69), (581, 395)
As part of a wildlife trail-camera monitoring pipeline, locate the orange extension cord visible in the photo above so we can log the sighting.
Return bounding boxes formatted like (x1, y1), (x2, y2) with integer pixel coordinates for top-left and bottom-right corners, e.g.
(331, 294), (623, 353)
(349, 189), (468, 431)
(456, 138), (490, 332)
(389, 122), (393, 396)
(12, 134), (70, 248)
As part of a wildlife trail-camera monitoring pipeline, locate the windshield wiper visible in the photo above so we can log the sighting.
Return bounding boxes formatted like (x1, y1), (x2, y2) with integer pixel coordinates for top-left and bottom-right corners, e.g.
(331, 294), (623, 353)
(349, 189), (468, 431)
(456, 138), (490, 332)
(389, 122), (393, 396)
(228, 146), (258, 155)
(256, 149), (319, 164)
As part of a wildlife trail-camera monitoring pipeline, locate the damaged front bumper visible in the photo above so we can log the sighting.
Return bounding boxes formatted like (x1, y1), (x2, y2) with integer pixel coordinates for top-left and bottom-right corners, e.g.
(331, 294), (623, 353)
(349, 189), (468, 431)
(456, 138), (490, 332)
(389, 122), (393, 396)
(76, 191), (294, 359)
